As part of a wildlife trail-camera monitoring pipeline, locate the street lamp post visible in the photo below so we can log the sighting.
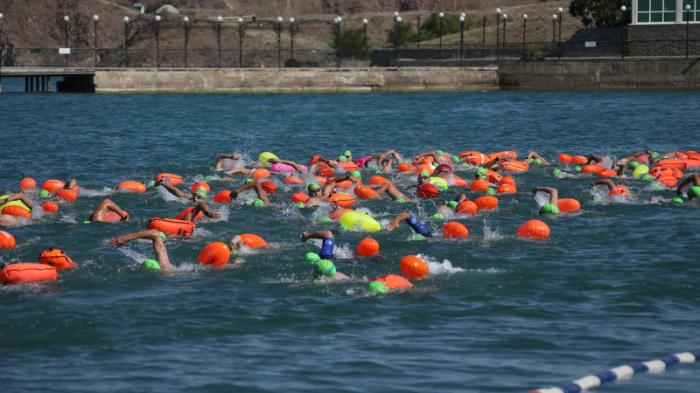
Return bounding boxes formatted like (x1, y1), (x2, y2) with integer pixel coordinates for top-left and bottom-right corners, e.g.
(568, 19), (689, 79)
(619, 5), (626, 59)
(522, 14), (527, 58)
(183, 16), (190, 68)
(438, 12), (444, 59)
(0, 13), (4, 69)
(277, 16), (283, 68)
(63, 15), (69, 48)
(334, 16), (342, 68)
(289, 17), (295, 62)
(394, 15), (401, 66)
(417, 15), (421, 49)
(93, 14), (99, 68)
(496, 8), (501, 62)
(502, 13), (508, 54)
(557, 7), (563, 60)
(686, 4), (692, 59)
(459, 13), (465, 67)
(482, 16), (486, 57)
(123, 16), (129, 67)
(216, 15), (223, 68)
(551, 14), (557, 44)
(362, 18), (368, 57)
(238, 17), (244, 68)
(154, 15), (161, 68)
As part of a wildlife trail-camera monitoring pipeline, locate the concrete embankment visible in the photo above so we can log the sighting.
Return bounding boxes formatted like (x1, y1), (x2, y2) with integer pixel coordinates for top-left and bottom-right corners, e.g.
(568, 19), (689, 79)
(499, 61), (700, 90)
(94, 67), (500, 93)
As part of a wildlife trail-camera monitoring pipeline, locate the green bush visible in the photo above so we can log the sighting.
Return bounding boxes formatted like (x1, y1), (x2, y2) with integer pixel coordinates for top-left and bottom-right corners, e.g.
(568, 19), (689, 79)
(386, 20), (416, 46)
(330, 28), (369, 59)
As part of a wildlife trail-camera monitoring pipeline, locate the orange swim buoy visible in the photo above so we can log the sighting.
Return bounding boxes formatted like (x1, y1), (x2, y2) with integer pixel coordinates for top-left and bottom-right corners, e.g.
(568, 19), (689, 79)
(456, 200), (478, 214)
(328, 193), (356, 208)
(581, 164), (604, 174)
(517, 219), (551, 240)
(317, 166), (335, 178)
(284, 176), (304, 185)
(213, 190), (233, 203)
(487, 170), (502, 184)
(499, 160), (529, 172)
(470, 178), (490, 192)
(20, 177), (37, 192)
(558, 153), (573, 164)
(42, 201), (59, 213)
(474, 195), (499, 210)
(417, 183), (439, 199)
(397, 163), (414, 172)
(1, 204), (32, 219)
(0, 230), (16, 249)
(450, 175), (469, 187)
(261, 181), (278, 194)
(656, 175), (678, 187)
(56, 188), (78, 202)
(443, 221), (469, 239)
(0, 263), (57, 284)
(488, 150), (518, 161)
(334, 179), (354, 189)
(414, 164), (434, 175)
(175, 207), (204, 222)
(571, 155), (589, 165)
(239, 233), (269, 249)
(500, 176), (516, 185)
(557, 198), (581, 212)
(497, 183), (517, 194)
(354, 185), (380, 199)
(338, 161), (359, 172)
(117, 180), (146, 193)
(250, 168), (271, 180)
(39, 248), (77, 270)
(41, 179), (65, 194)
(190, 182), (211, 194)
(355, 237), (380, 257)
(399, 255), (429, 279)
(147, 218), (195, 236)
(198, 242), (231, 268)
(598, 168), (617, 178)
(291, 192), (310, 203)
(368, 176), (390, 185)
(608, 185), (630, 196)
(376, 274), (414, 290)
(458, 151), (486, 165)
(155, 173), (184, 186)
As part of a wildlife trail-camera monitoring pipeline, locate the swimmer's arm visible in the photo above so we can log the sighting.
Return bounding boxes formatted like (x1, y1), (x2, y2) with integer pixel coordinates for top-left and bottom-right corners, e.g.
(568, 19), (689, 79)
(157, 181), (189, 199)
(253, 182), (270, 205)
(231, 181), (257, 198)
(592, 179), (615, 190)
(6, 193), (34, 210)
(273, 159), (304, 172)
(108, 230), (173, 271)
(301, 230), (333, 241)
(615, 163), (626, 176)
(528, 151), (549, 165)
(386, 212), (410, 232)
(321, 181), (335, 198)
(531, 187), (558, 204)
(65, 179), (77, 189)
(229, 235), (242, 251)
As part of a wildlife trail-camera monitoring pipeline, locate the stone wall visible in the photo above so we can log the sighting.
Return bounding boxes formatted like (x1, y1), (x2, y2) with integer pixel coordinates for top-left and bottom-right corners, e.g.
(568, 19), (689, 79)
(93, 67), (500, 93)
(628, 24), (700, 56)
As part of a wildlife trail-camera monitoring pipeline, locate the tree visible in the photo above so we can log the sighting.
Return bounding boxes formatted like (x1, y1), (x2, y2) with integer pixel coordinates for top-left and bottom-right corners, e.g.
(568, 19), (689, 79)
(570, 0), (631, 27)
(418, 12), (461, 41)
(386, 20), (415, 47)
(331, 28), (369, 59)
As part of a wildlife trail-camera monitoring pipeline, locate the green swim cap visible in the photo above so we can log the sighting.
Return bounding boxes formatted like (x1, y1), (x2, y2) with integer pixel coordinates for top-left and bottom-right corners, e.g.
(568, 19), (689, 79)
(351, 170), (361, 179)
(318, 215), (332, 223)
(641, 174), (653, 181)
(573, 165), (582, 172)
(344, 150), (352, 157)
(143, 259), (161, 271)
(395, 198), (406, 204)
(475, 167), (487, 178)
(314, 259), (336, 278)
(338, 156), (348, 162)
(629, 161), (639, 169)
(368, 280), (389, 294)
(650, 151), (660, 159)
(486, 188), (497, 195)
(451, 156), (460, 163)
(205, 175), (213, 181)
(552, 168), (562, 177)
(447, 201), (458, 209)
(436, 150), (445, 155)
(420, 170), (430, 177)
(39, 189), (50, 198)
(672, 197), (684, 205)
(530, 158), (543, 165)
(432, 213), (445, 221)
(307, 183), (321, 192)
(196, 189), (208, 199)
(83, 220), (91, 224)
(539, 203), (560, 215)
(689, 186), (700, 199)
(245, 178), (255, 184)
(305, 252), (321, 263)
(295, 201), (305, 208)
(252, 198), (265, 207)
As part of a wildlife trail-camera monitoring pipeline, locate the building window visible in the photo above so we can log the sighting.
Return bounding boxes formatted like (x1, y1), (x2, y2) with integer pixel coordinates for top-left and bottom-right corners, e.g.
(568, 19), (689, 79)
(638, 0), (676, 22)
(682, 0), (698, 21)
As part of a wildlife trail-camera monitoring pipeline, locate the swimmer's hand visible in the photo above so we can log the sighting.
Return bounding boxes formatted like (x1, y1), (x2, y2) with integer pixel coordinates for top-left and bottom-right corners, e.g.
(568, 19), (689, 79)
(121, 212), (130, 222)
(267, 158), (278, 164)
(230, 190), (239, 199)
(207, 212), (221, 219)
(107, 237), (126, 248)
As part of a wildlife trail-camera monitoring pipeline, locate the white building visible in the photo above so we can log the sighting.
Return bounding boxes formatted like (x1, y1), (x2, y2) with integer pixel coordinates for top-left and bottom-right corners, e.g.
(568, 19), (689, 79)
(633, 0), (698, 24)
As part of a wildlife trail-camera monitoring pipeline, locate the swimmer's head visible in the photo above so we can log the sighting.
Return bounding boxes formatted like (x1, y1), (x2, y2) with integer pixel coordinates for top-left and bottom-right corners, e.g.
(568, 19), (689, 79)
(305, 252), (321, 263)
(436, 150), (445, 156)
(338, 156), (348, 162)
(475, 167), (487, 179)
(420, 169), (430, 177)
(451, 156), (460, 163)
(672, 197), (684, 205)
(629, 161), (639, 169)
(551, 168), (562, 177)
(486, 188), (497, 196)
(295, 201), (305, 208)
(649, 151), (660, 159)
(530, 158), (543, 165)
(39, 189), (50, 198)
(245, 178), (255, 184)
(143, 259), (161, 271)
(395, 198), (406, 204)
(195, 189), (208, 199)
(252, 198), (264, 207)
(689, 186), (700, 199)
(368, 280), (389, 294)
(314, 259), (336, 279)
(432, 213), (445, 221)
(351, 170), (361, 179)
(344, 150), (352, 158)
(447, 201), (458, 209)
(434, 164), (452, 175)
(539, 203), (560, 215)
(307, 182), (321, 196)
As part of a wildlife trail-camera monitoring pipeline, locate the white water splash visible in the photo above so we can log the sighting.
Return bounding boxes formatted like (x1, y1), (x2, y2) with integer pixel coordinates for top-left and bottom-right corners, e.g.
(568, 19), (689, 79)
(481, 221), (503, 247)
(79, 187), (114, 197)
(417, 253), (464, 275)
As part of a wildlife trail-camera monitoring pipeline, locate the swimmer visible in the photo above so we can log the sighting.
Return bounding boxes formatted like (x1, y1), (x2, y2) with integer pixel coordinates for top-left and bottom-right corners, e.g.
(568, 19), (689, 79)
(0, 192), (34, 227)
(676, 173), (700, 200)
(527, 151), (550, 165)
(155, 178), (203, 201)
(230, 179), (270, 206)
(386, 212), (433, 237)
(107, 229), (175, 271)
(89, 199), (130, 222)
(267, 157), (306, 173)
(304, 174), (359, 207)
(431, 163), (453, 178)
(215, 153), (250, 175)
(337, 150), (353, 162)
(367, 180), (412, 202)
(301, 230), (348, 281)
(592, 179), (630, 197)
(531, 186), (560, 215)
(181, 201), (221, 222)
(229, 233), (269, 252)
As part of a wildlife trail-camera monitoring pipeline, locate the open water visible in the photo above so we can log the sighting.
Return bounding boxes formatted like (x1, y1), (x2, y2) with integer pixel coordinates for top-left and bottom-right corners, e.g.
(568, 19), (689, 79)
(1, 90), (699, 393)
